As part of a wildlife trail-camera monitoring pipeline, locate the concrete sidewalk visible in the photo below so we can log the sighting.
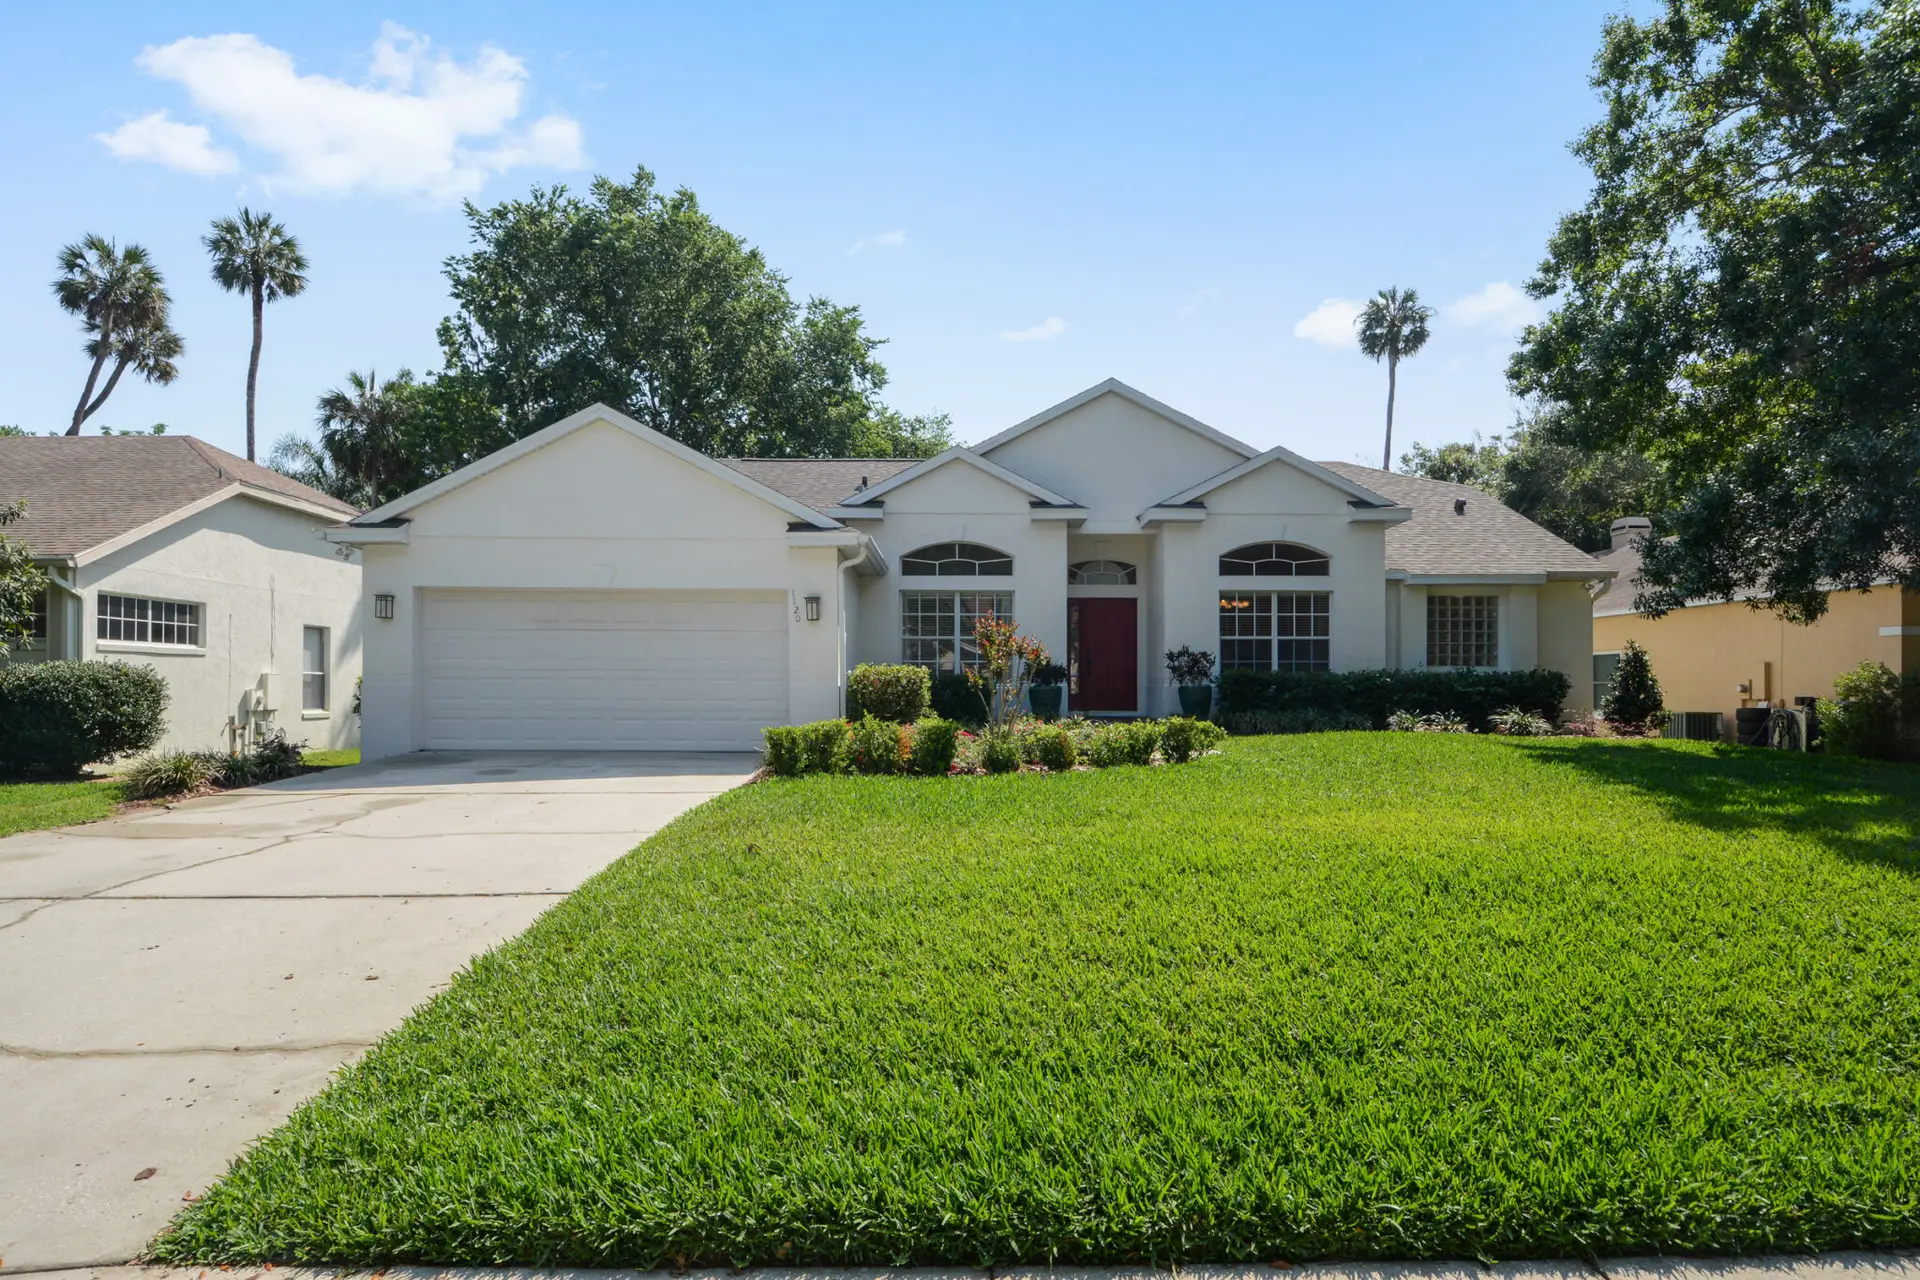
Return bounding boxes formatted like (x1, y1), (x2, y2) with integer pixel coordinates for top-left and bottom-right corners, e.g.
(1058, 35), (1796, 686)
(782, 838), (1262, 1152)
(0, 751), (757, 1274)
(21, 1253), (1920, 1280)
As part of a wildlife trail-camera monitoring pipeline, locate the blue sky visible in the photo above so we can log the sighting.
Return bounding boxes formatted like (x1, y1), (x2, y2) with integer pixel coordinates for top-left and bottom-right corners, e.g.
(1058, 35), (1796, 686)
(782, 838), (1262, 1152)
(0, 2), (1631, 466)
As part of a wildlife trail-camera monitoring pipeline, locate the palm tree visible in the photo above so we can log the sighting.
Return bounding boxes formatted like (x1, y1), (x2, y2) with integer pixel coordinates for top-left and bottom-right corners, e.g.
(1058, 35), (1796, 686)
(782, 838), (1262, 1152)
(205, 209), (309, 461)
(53, 235), (184, 434)
(310, 369), (416, 509)
(1355, 286), (1434, 470)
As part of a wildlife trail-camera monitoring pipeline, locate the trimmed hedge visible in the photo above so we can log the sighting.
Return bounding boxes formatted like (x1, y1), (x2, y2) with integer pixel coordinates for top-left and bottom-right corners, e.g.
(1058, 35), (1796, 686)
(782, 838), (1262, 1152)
(1218, 666), (1572, 731)
(929, 672), (989, 726)
(0, 660), (169, 778)
(846, 664), (930, 724)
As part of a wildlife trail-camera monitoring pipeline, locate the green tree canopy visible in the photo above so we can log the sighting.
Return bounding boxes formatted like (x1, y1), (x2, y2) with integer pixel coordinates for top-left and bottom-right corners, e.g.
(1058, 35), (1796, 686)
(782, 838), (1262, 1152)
(438, 167), (948, 459)
(0, 500), (49, 656)
(1511, 0), (1920, 621)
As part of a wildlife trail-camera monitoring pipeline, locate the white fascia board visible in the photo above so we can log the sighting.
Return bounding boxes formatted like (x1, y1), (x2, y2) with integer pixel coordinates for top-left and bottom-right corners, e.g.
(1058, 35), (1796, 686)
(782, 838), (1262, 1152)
(1159, 444), (1402, 510)
(970, 377), (1259, 459)
(1138, 505), (1209, 526)
(323, 523), (410, 545)
(848, 447), (1081, 508)
(1550, 567), (1617, 582)
(1349, 506), (1414, 524)
(826, 505), (884, 521)
(1404, 573), (1550, 586)
(1028, 505), (1088, 522)
(352, 403), (842, 530)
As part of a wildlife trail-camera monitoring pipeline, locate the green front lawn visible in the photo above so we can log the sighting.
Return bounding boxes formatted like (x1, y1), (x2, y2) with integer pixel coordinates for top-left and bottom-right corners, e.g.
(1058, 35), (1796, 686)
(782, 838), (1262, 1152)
(153, 735), (1920, 1266)
(0, 777), (127, 836)
(299, 748), (361, 769)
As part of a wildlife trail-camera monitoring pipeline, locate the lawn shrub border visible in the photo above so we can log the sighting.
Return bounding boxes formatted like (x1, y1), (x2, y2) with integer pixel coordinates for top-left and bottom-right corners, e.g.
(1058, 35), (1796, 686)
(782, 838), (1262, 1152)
(0, 659), (169, 778)
(766, 713), (1219, 778)
(845, 664), (931, 724)
(1218, 666), (1571, 730)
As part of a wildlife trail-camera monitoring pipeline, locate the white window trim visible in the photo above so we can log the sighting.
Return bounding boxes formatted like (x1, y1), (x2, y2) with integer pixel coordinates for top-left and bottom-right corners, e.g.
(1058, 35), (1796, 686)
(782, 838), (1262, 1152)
(95, 592), (205, 650)
(900, 589), (1014, 675)
(1425, 593), (1501, 670)
(302, 625), (330, 714)
(1217, 588), (1334, 673)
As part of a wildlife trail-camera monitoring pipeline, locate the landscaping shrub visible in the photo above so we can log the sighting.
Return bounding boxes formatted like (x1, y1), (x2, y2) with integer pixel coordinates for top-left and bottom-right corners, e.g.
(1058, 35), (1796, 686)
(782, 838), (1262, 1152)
(1818, 661), (1920, 760)
(0, 660), (169, 778)
(1488, 705), (1555, 737)
(1087, 720), (1162, 767)
(243, 730), (305, 783)
(846, 664), (930, 724)
(1217, 666), (1570, 729)
(849, 714), (909, 775)
(1388, 709), (1469, 733)
(980, 727), (1022, 774)
(909, 716), (961, 775)
(762, 725), (803, 776)
(124, 749), (220, 800)
(797, 719), (851, 774)
(1160, 716), (1226, 763)
(1601, 639), (1667, 734)
(1223, 707), (1371, 735)
(929, 672), (989, 726)
(1031, 722), (1077, 771)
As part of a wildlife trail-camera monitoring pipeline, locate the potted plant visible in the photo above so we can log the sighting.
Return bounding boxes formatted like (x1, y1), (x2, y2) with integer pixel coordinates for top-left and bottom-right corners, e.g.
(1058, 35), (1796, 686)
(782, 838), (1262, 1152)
(1028, 662), (1068, 721)
(1165, 645), (1216, 718)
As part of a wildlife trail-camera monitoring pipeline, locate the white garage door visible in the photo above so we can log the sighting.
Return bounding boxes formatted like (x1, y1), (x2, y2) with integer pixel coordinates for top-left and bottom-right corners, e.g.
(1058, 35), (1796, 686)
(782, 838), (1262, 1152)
(419, 590), (788, 751)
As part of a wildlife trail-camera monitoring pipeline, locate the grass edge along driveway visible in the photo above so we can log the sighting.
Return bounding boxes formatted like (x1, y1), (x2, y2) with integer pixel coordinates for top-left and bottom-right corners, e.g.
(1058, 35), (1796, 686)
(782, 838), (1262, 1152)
(151, 735), (1920, 1268)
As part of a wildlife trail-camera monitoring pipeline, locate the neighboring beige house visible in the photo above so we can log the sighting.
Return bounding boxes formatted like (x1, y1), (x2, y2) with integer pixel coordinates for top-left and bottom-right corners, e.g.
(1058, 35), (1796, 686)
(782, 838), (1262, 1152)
(330, 380), (1609, 757)
(1, 436), (363, 753)
(1593, 516), (1919, 730)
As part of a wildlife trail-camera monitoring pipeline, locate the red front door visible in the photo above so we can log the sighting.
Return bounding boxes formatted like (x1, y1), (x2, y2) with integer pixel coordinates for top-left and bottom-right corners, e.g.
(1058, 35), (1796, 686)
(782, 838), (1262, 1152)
(1071, 598), (1138, 712)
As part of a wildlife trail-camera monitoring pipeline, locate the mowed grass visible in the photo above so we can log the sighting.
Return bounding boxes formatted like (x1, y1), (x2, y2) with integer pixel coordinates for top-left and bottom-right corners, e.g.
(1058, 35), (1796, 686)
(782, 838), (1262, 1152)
(0, 777), (126, 836)
(300, 748), (361, 769)
(153, 736), (1920, 1267)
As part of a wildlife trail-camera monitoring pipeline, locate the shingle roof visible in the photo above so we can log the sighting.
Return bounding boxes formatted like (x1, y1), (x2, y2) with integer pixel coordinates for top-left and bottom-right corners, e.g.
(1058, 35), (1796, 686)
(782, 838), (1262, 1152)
(0, 435), (358, 559)
(1317, 462), (1611, 579)
(721, 457), (919, 512)
(1591, 542), (1644, 614)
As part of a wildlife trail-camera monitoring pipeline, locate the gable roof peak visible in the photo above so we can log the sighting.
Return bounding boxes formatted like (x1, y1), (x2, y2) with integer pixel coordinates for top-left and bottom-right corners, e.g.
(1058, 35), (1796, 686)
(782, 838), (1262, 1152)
(970, 377), (1259, 459)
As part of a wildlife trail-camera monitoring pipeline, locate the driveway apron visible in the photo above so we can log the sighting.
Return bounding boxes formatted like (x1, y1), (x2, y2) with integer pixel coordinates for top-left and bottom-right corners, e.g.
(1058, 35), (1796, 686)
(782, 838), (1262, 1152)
(0, 751), (756, 1273)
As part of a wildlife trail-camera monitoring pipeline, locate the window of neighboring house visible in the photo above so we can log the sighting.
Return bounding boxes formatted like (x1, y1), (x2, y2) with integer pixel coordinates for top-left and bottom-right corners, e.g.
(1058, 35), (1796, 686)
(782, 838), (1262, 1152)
(96, 593), (201, 647)
(902, 591), (1013, 673)
(1593, 651), (1621, 710)
(1218, 591), (1331, 671)
(1219, 541), (1331, 576)
(1069, 559), (1137, 585)
(302, 626), (329, 712)
(27, 588), (48, 643)
(1428, 595), (1499, 668)
(900, 542), (1014, 576)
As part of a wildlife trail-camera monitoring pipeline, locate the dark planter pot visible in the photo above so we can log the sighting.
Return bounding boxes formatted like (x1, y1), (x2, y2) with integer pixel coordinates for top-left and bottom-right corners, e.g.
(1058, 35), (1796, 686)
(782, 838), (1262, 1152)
(1029, 684), (1064, 721)
(1177, 685), (1214, 719)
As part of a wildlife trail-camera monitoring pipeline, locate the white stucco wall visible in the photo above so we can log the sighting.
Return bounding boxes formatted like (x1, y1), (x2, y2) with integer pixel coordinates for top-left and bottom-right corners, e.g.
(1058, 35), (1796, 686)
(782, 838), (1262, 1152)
(357, 418), (848, 758)
(1389, 579), (1598, 712)
(72, 494), (362, 753)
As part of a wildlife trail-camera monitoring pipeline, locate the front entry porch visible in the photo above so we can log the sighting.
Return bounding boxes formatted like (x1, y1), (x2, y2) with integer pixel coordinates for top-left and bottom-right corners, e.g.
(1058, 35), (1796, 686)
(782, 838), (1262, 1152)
(1069, 596), (1139, 713)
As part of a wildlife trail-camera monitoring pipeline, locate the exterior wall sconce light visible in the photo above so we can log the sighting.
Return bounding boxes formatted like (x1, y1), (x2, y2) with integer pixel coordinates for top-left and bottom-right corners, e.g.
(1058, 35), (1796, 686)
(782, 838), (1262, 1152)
(374, 593), (395, 621)
(804, 595), (822, 622)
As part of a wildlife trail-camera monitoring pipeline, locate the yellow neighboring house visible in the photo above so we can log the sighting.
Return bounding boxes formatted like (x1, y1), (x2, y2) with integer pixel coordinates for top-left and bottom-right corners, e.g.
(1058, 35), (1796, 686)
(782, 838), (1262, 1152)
(1592, 517), (1920, 735)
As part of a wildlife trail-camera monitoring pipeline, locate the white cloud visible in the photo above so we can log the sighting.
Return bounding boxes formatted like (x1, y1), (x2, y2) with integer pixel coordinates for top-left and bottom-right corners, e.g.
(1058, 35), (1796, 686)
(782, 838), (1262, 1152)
(94, 111), (238, 176)
(1000, 316), (1068, 342)
(108, 23), (584, 202)
(1446, 280), (1543, 332)
(1292, 297), (1362, 347)
(846, 228), (907, 256)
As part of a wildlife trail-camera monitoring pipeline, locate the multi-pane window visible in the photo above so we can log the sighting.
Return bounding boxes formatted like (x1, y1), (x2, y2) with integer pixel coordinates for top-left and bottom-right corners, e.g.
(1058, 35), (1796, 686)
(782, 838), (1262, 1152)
(1593, 651), (1621, 710)
(302, 626), (329, 712)
(901, 542), (1013, 576)
(28, 589), (47, 642)
(1219, 542), (1330, 576)
(902, 591), (1013, 673)
(1068, 559), (1137, 585)
(97, 594), (201, 647)
(1218, 591), (1331, 671)
(1427, 595), (1499, 668)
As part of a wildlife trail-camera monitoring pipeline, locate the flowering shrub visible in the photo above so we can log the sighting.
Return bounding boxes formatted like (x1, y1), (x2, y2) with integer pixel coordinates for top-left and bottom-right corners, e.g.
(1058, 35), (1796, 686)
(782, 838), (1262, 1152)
(969, 616), (1049, 730)
(849, 714), (909, 774)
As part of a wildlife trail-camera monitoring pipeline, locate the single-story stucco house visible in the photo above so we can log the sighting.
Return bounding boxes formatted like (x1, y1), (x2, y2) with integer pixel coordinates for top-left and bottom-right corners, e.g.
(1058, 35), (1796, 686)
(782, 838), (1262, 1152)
(1593, 516), (1919, 730)
(1, 435), (363, 754)
(328, 379), (1610, 758)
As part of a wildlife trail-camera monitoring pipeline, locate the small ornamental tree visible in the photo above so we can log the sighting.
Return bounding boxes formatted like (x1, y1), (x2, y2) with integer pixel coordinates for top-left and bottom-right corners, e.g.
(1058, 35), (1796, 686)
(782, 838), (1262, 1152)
(968, 615), (1048, 730)
(1602, 639), (1666, 735)
(0, 500), (49, 656)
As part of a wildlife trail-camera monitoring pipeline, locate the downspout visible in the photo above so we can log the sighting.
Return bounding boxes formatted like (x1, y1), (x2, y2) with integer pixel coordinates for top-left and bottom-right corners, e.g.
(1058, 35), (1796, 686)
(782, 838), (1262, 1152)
(837, 535), (875, 717)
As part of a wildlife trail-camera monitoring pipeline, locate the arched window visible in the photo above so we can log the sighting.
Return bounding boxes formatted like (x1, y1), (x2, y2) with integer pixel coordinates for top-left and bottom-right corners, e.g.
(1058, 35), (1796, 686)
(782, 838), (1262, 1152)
(902, 542), (1013, 576)
(1069, 559), (1136, 585)
(1219, 541), (1330, 576)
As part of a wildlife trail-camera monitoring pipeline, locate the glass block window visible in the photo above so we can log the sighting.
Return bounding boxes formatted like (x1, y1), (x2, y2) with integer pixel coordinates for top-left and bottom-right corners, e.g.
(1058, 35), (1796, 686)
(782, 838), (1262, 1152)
(1219, 542), (1331, 576)
(901, 542), (1013, 576)
(902, 591), (1013, 673)
(1427, 595), (1499, 668)
(1218, 591), (1331, 671)
(97, 594), (201, 647)
(302, 626), (329, 712)
(1068, 559), (1137, 585)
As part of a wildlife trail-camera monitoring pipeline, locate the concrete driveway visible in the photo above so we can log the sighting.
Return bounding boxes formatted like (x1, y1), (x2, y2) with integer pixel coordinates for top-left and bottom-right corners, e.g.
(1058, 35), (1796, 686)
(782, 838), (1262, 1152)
(0, 750), (757, 1273)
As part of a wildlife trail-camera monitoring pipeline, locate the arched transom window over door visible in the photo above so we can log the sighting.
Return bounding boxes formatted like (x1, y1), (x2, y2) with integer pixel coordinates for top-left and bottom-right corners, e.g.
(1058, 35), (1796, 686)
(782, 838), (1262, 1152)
(901, 542), (1013, 576)
(1069, 559), (1136, 585)
(1219, 541), (1330, 576)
